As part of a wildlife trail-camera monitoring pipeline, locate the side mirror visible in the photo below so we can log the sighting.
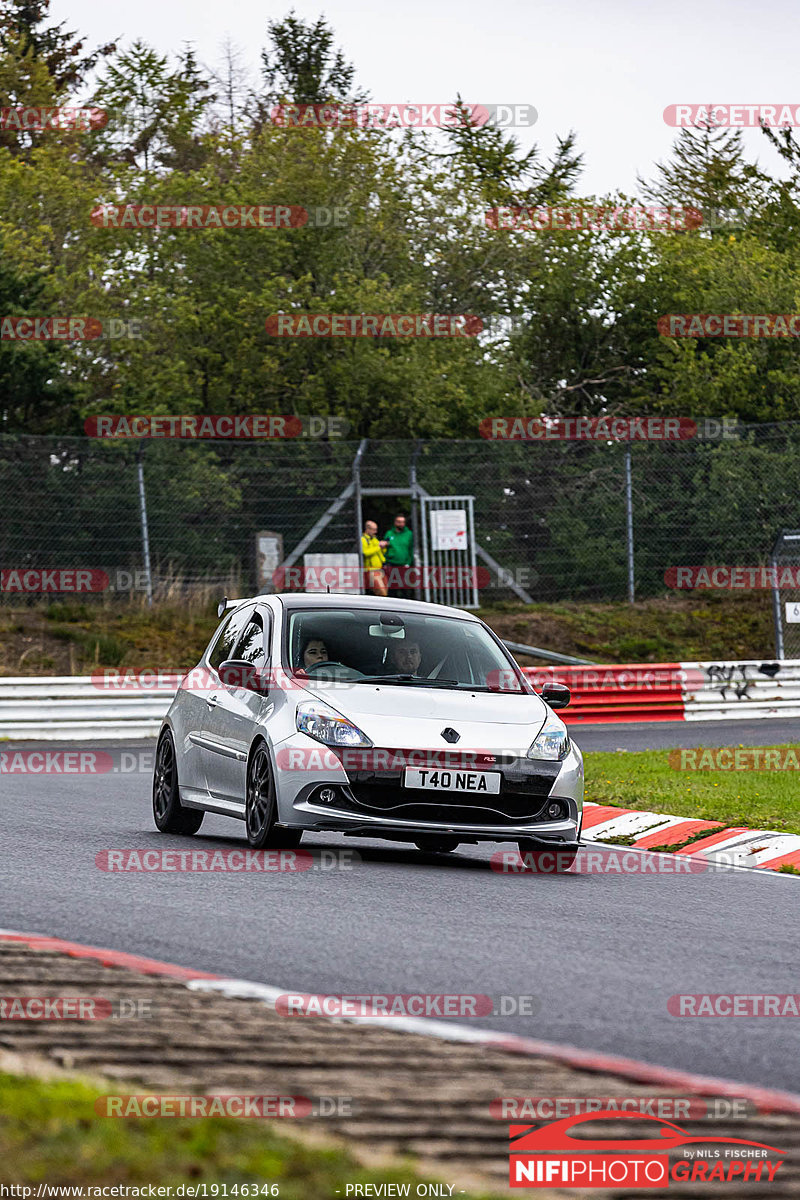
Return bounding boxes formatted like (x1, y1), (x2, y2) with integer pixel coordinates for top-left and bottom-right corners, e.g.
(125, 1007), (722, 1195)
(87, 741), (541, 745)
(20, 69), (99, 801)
(218, 659), (269, 694)
(541, 683), (570, 710)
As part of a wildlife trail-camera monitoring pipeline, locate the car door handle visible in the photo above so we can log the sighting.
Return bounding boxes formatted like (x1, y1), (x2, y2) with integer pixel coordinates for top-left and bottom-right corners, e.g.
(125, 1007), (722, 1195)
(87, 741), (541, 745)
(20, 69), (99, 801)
(206, 694), (219, 708)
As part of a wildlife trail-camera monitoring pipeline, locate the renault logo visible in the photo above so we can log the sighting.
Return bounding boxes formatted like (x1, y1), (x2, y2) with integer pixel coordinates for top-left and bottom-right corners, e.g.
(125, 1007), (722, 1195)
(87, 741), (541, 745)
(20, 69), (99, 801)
(441, 727), (460, 743)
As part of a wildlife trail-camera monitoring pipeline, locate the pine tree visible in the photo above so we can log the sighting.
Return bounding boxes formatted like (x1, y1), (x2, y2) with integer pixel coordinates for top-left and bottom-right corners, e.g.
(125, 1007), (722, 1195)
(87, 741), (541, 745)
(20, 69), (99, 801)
(0, 0), (114, 96)
(250, 13), (366, 133)
(88, 41), (214, 173)
(260, 13), (361, 105)
(444, 99), (582, 209)
(0, 241), (78, 433)
(639, 124), (760, 232)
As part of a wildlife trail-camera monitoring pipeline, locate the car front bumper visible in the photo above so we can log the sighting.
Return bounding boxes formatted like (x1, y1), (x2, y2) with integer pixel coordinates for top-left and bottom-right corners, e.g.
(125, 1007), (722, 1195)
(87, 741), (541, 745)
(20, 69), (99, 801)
(272, 733), (584, 843)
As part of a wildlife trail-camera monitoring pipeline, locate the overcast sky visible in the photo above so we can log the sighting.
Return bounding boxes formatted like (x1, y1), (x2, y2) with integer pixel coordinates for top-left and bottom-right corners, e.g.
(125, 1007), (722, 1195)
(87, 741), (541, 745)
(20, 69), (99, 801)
(52, 0), (797, 196)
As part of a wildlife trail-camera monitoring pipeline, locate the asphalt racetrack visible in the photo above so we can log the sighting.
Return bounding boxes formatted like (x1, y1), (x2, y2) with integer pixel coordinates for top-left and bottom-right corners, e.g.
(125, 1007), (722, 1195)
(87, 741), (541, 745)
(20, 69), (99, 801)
(4, 717), (800, 1093)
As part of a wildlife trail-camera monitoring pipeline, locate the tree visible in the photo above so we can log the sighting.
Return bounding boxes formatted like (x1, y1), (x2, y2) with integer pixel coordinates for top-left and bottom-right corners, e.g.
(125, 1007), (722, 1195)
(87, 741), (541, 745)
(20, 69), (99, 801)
(632, 230), (800, 422)
(444, 98), (582, 210)
(639, 123), (763, 234)
(0, 0), (115, 95)
(0, 237), (79, 432)
(259, 12), (362, 106)
(0, 0), (114, 158)
(207, 38), (252, 143)
(88, 41), (215, 173)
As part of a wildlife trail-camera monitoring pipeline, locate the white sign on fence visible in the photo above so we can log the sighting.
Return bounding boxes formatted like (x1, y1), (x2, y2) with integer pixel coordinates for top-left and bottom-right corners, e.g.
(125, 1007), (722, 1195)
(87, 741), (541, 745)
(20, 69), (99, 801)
(302, 553), (361, 594)
(256, 530), (283, 593)
(430, 509), (467, 552)
(785, 602), (800, 623)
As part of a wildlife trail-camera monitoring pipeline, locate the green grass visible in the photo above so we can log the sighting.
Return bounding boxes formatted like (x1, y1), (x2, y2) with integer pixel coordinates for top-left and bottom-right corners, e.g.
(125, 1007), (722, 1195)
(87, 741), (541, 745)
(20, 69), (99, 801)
(49, 625), (128, 666)
(0, 591), (780, 675)
(480, 590), (773, 663)
(0, 1072), (498, 1196)
(586, 744), (800, 835)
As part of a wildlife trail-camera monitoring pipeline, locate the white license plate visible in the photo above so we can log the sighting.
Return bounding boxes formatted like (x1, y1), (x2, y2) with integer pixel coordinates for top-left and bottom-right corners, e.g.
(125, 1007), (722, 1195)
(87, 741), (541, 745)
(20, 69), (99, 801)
(403, 768), (501, 794)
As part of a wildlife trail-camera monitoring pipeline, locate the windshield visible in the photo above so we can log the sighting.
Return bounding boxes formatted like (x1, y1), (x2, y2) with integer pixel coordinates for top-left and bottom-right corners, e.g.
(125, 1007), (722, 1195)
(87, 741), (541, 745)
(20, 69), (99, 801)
(284, 607), (527, 692)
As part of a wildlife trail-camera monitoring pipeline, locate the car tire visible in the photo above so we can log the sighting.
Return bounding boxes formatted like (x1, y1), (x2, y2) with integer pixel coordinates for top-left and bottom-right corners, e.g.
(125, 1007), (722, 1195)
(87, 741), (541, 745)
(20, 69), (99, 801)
(414, 836), (460, 853)
(153, 729), (205, 835)
(517, 839), (578, 872)
(245, 741), (298, 849)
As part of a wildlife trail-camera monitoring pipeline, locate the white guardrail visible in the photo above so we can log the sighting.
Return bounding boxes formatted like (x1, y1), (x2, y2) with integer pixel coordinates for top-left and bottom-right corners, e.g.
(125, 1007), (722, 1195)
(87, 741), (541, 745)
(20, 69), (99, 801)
(682, 659), (800, 721)
(0, 677), (175, 740)
(1, 660), (800, 740)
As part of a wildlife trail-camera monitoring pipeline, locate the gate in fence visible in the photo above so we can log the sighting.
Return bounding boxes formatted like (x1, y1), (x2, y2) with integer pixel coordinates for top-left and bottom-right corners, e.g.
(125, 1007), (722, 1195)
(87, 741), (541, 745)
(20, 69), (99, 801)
(419, 494), (479, 608)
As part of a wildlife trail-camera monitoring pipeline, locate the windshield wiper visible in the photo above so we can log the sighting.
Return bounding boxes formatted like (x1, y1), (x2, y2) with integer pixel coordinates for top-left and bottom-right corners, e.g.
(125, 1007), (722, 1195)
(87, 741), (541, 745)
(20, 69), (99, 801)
(463, 685), (524, 693)
(354, 674), (460, 687)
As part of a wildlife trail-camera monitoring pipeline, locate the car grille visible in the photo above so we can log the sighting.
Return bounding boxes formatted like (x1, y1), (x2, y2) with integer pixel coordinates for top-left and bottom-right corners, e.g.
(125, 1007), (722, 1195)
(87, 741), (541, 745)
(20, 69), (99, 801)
(339, 761), (561, 824)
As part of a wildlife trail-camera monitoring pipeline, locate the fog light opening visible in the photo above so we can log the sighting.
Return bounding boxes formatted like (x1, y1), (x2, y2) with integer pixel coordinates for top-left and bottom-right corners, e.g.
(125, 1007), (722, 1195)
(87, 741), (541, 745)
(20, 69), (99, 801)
(546, 800), (566, 820)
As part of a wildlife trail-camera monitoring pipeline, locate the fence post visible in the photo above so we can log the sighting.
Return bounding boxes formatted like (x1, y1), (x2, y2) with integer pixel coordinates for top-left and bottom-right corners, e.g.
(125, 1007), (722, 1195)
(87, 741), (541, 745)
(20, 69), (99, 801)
(136, 442), (154, 607)
(352, 438), (367, 595)
(771, 555), (784, 658)
(410, 439), (422, 601)
(625, 446), (635, 603)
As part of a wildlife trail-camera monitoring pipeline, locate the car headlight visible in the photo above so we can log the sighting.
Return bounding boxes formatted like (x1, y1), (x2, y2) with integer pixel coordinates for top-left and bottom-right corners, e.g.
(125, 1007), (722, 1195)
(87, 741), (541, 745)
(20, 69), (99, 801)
(296, 701), (372, 748)
(527, 719), (571, 761)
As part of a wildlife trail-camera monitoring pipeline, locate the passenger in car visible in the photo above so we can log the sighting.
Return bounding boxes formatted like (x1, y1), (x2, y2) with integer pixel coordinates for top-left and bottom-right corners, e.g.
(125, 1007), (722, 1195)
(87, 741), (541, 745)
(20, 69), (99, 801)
(385, 639), (423, 676)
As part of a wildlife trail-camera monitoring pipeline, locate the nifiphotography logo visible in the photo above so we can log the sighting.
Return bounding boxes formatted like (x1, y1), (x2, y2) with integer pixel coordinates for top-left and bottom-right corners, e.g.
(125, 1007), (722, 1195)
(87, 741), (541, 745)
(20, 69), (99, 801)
(508, 1111), (784, 1188)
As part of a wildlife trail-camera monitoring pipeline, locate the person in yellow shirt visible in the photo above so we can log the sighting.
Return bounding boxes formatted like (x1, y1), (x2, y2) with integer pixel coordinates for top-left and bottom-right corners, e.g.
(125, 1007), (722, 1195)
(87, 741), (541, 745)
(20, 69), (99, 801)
(361, 519), (388, 596)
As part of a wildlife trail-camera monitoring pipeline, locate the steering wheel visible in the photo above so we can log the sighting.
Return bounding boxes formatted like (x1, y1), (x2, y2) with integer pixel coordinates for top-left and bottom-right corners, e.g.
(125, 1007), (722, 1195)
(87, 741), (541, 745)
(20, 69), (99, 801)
(303, 660), (346, 675)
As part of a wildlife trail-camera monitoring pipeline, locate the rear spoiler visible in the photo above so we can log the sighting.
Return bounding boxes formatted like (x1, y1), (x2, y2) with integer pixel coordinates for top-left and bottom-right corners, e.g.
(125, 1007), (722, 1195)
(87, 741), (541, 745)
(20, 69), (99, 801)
(217, 595), (256, 618)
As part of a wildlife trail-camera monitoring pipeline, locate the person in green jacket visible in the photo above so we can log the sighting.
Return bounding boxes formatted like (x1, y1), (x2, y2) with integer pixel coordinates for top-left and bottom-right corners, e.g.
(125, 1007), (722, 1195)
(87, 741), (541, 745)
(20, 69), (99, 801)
(383, 513), (414, 598)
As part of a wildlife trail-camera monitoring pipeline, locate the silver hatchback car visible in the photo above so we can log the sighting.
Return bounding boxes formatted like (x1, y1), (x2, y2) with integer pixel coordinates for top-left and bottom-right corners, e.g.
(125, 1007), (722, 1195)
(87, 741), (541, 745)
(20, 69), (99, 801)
(153, 594), (584, 862)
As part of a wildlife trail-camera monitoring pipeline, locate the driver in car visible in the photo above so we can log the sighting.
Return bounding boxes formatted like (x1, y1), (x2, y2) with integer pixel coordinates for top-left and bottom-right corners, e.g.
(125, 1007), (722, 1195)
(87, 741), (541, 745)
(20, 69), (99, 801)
(299, 637), (329, 672)
(385, 638), (423, 676)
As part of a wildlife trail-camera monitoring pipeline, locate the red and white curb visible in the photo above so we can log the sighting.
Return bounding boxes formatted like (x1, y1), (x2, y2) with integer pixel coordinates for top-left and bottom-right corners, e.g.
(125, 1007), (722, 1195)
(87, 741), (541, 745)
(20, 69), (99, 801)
(583, 802), (800, 872)
(3, 928), (800, 1116)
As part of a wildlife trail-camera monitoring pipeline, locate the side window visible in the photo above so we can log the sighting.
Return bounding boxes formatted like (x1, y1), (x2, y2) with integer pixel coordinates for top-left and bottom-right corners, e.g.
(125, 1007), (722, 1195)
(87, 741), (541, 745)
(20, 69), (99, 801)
(234, 611), (267, 665)
(208, 606), (254, 674)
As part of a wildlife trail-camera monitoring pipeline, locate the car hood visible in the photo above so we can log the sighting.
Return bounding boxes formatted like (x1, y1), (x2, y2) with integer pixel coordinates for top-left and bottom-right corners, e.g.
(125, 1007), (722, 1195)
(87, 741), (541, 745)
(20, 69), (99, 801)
(295, 681), (550, 753)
